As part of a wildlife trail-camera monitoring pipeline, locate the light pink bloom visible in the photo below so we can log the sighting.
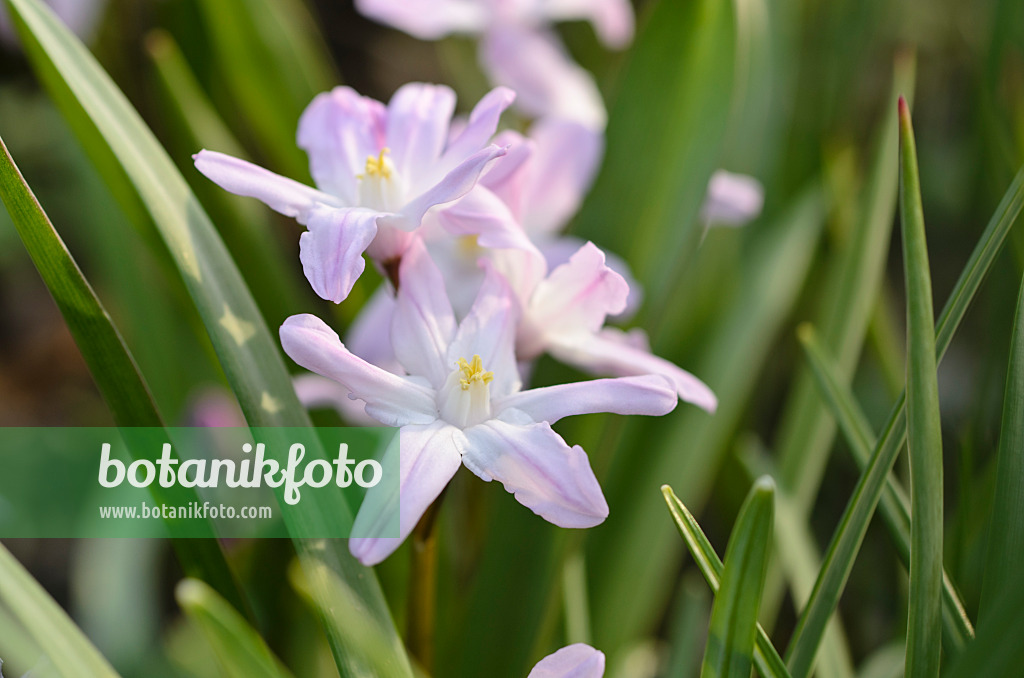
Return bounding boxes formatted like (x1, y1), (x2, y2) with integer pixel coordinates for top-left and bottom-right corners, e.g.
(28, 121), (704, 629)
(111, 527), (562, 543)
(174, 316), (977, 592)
(528, 644), (605, 678)
(279, 241), (676, 565)
(702, 170), (765, 226)
(354, 0), (633, 129)
(194, 83), (516, 302)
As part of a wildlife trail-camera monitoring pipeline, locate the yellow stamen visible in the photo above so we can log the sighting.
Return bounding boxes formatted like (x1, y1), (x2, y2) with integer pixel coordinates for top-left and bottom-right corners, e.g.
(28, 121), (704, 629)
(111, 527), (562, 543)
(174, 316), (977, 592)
(457, 355), (494, 391)
(360, 147), (392, 179)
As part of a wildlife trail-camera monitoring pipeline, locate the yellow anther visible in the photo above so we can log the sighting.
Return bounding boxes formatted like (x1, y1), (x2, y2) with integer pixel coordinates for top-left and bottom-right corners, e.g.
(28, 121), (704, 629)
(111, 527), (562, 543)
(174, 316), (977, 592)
(457, 355), (494, 391)
(361, 147), (392, 179)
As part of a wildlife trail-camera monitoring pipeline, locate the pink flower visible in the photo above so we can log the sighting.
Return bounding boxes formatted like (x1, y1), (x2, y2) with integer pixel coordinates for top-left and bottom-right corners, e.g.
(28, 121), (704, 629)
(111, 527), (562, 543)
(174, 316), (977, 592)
(194, 83), (516, 302)
(529, 644), (605, 678)
(279, 241), (676, 565)
(702, 170), (765, 226)
(354, 0), (634, 129)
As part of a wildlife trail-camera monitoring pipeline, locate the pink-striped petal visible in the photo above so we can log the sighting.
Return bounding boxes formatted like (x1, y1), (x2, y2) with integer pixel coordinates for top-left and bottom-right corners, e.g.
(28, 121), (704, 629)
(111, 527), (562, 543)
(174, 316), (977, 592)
(460, 415), (608, 528)
(434, 185), (537, 252)
(494, 374), (677, 425)
(386, 83), (456, 189)
(354, 0), (488, 39)
(193, 150), (342, 221)
(297, 86), (387, 204)
(292, 374), (380, 426)
(346, 287), (402, 374)
(440, 86), (516, 173)
(528, 644), (606, 678)
(392, 239), (457, 389)
(350, 421), (464, 566)
(298, 207), (379, 303)
(539, 0), (634, 48)
(280, 314), (438, 426)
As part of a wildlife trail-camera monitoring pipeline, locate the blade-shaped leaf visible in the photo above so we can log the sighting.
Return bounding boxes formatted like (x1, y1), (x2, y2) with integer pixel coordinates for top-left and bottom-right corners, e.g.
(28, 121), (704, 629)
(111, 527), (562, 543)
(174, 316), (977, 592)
(662, 486), (791, 678)
(176, 579), (295, 678)
(3, 2), (411, 674)
(978, 270), (1024, 623)
(897, 97), (943, 678)
(0, 133), (246, 614)
(0, 543), (121, 678)
(797, 324), (974, 651)
(783, 160), (1024, 678)
(699, 477), (775, 678)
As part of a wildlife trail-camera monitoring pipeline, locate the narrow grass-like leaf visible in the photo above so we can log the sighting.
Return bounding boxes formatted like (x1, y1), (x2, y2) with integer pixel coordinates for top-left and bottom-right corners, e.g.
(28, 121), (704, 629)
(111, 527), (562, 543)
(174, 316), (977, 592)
(797, 324), (973, 652)
(783, 161), (1024, 678)
(0, 134), (246, 614)
(591, 187), (825, 650)
(574, 0), (735, 313)
(897, 97), (943, 678)
(176, 579), (295, 678)
(3, 2), (411, 675)
(0, 543), (121, 678)
(776, 53), (916, 513)
(662, 486), (792, 678)
(699, 477), (775, 678)
(946, 574), (1024, 678)
(978, 271), (1024, 622)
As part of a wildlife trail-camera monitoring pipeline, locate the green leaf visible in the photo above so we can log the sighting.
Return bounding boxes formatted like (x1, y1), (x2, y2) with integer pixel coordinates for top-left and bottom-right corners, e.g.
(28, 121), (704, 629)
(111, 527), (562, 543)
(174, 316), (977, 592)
(3, 2), (411, 674)
(783, 160), (1024, 678)
(699, 477), (775, 678)
(946, 574), (1024, 678)
(796, 324), (974, 652)
(0, 133), (246, 614)
(591, 186), (826, 651)
(176, 579), (295, 678)
(978, 270), (1024, 623)
(574, 0), (735, 314)
(0, 543), (121, 678)
(662, 486), (792, 678)
(897, 97), (943, 678)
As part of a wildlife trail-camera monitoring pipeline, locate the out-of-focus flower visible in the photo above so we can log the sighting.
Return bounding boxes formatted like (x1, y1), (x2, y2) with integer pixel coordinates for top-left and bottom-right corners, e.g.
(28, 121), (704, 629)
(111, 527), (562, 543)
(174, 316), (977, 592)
(528, 644), (605, 678)
(701, 170), (765, 226)
(194, 83), (518, 302)
(0, 0), (107, 47)
(354, 0), (634, 129)
(279, 241), (676, 565)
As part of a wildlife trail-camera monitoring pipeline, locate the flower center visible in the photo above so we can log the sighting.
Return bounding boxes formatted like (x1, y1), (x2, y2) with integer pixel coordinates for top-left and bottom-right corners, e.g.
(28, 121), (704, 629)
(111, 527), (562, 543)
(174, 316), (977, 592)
(356, 147), (401, 211)
(438, 354), (493, 428)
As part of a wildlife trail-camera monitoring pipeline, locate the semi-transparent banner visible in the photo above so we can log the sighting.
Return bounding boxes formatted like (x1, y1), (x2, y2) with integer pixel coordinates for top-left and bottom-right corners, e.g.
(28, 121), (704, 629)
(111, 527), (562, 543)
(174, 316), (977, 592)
(0, 427), (399, 538)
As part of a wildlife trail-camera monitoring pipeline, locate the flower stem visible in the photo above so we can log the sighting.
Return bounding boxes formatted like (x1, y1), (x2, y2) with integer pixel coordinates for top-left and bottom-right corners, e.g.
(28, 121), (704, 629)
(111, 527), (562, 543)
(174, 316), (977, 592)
(408, 493), (445, 674)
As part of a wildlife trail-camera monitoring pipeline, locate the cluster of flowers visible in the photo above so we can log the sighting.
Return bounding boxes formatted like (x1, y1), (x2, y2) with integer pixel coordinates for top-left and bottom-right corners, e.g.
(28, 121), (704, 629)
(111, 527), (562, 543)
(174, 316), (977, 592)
(194, 1), (762, 674)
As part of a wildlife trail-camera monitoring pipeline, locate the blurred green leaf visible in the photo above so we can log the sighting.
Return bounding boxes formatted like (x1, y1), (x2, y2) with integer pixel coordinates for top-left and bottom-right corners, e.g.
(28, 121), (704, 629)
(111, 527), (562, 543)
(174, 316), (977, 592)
(575, 0), (735, 313)
(177, 579), (295, 678)
(783, 160), (1024, 678)
(897, 98), (943, 678)
(3, 1), (411, 674)
(591, 186), (825, 651)
(797, 324), (973, 652)
(193, 0), (337, 179)
(0, 133), (246, 613)
(978, 270), (1024, 623)
(697, 478), (775, 678)
(946, 573), (1024, 678)
(0, 543), (121, 678)
(662, 486), (791, 678)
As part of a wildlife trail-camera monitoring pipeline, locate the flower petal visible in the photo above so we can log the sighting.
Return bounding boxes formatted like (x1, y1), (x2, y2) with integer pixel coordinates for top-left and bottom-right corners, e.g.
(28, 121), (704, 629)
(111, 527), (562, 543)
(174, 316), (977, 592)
(528, 644), (606, 678)
(495, 375), (677, 425)
(701, 170), (765, 226)
(392, 239), (457, 389)
(193, 150), (342, 221)
(440, 86), (516, 173)
(434, 185), (538, 252)
(460, 416), (608, 528)
(519, 118), (603, 237)
(538, 235), (642, 322)
(292, 374), (380, 426)
(346, 287), (402, 373)
(297, 86), (387, 204)
(384, 144), (507, 232)
(386, 83), (456, 190)
(527, 241), (629, 339)
(280, 314), (438, 426)
(447, 264), (521, 398)
(298, 207), (379, 303)
(350, 421), (464, 566)
(539, 0), (635, 48)
(549, 329), (718, 413)
(480, 26), (606, 130)
(353, 0), (488, 39)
